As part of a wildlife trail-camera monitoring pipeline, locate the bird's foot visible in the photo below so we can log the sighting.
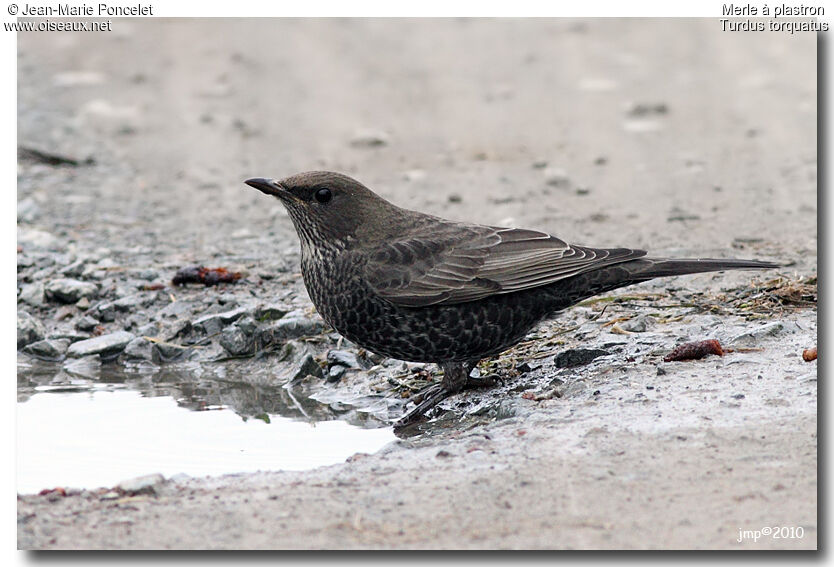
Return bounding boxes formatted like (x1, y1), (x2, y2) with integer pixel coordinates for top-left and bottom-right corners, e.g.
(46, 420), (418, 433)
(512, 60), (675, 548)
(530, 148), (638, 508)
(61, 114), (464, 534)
(393, 383), (454, 429)
(393, 361), (503, 430)
(465, 373), (503, 388)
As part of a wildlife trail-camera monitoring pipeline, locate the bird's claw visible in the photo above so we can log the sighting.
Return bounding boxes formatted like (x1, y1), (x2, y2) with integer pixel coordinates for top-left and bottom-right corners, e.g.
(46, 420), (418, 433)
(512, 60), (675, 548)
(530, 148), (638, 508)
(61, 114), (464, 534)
(466, 373), (503, 388)
(393, 383), (453, 429)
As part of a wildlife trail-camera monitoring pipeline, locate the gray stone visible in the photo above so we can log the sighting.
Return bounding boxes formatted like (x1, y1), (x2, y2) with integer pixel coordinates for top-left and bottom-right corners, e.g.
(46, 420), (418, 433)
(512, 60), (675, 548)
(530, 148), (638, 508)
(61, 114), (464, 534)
(92, 293), (155, 322)
(543, 167), (570, 188)
(236, 316), (259, 336)
(112, 293), (151, 311)
(135, 322), (159, 337)
(218, 327), (255, 356)
(124, 337), (153, 360)
(116, 473), (165, 495)
(293, 353), (324, 382)
(17, 310), (46, 349)
(154, 299), (196, 321)
(254, 303), (291, 321)
(60, 259), (88, 278)
(216, 293), (238, 306)
(134, 269), (160, 281)
(152, 342), (190, 363)
(75, 315), (100, 332)
(18, 282), (45, 308)
(17, 228), (62, 250)
(275, 341), (324, 383)
(67, 331), (135, 358)
(96, 303), (116, 322)
(193, 307), (251, 336)
(327, 365), (348, 383)
(326, 349), (361, 369)
(622, 314), (654, 333)
(23, 338), (71, 361)
(47, 330), (90, 343)
(554, 348), (610, 368)
(730, 322), (787, 347)
(259, 316), (324, 345)
(161, 319), (191, 342)
(44, 279), (98, 304)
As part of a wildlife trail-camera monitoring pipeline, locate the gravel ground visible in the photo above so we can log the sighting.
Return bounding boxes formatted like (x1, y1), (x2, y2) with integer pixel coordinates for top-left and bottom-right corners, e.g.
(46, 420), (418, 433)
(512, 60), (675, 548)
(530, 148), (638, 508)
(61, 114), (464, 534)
(16, 19), (817, 549)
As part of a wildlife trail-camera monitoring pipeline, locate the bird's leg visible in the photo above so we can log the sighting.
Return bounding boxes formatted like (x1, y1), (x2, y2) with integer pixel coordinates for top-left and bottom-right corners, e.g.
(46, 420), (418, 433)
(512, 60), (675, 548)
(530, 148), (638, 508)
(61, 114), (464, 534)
(464, 364), (504, 388)
(394, 360), (480, 429)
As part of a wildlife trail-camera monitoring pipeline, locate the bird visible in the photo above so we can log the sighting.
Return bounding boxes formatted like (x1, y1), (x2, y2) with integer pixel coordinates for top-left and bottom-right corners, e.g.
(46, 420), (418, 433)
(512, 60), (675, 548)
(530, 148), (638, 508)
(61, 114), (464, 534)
(245, 171), (778, 428)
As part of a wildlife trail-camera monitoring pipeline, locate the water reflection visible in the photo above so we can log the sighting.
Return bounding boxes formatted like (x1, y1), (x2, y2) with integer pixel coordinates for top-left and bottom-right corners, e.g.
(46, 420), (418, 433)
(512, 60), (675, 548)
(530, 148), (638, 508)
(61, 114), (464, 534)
(18, 360), (391, 426)
(17, 360), (397, 494)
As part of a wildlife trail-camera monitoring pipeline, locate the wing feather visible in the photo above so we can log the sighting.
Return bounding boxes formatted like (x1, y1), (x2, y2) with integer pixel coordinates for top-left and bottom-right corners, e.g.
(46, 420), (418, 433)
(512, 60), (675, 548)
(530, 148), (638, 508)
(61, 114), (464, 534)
(364, 224), (646, 307)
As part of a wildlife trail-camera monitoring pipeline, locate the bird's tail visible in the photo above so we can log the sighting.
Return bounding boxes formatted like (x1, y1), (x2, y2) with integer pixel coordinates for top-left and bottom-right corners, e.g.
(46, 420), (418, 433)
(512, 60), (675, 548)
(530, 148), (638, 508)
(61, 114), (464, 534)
(629, 257), (780, 279)
(545, 256), (779, 311)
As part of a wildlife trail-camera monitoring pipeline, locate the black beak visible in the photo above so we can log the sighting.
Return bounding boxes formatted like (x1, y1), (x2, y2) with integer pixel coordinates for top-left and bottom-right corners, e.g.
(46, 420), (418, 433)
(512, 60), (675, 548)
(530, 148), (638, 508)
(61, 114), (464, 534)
(245, 177), (290, 199)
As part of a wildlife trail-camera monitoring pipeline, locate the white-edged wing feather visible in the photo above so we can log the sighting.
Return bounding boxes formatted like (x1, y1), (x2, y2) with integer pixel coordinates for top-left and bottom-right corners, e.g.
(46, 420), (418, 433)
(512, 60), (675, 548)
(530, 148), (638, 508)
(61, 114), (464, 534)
(364, 225), (647, 307)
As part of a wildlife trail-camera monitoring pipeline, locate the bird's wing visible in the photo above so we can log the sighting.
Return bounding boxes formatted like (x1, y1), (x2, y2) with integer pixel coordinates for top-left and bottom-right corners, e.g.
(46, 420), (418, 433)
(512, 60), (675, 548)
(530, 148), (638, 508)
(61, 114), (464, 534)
(364, 224), (647, 307)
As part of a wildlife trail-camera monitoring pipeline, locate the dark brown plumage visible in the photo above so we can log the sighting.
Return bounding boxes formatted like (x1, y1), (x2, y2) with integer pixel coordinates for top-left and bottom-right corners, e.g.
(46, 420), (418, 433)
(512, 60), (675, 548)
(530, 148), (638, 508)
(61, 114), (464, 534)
(245, 171), (778, 427)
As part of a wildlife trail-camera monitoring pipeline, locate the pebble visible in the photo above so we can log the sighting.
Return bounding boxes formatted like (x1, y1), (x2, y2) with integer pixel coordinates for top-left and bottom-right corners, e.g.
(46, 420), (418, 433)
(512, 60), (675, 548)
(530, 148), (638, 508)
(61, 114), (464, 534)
(152, 342), (190, 363)
(123, 336), (153, 360)
(193, 306), (251, 336)
(622, 314), (654, 333)
(110, 293), (152, 312)
(60, 259), (87, 278)
(293, 353), (324, 381)
(218, 327), (255, 356)
(543, 167), (570, 188)
(349, 129), (389, 148)
(66, 330), (135, 358)
(17, 310), (46, 349)
(554, 348), (610, 368)
(326, 349), (362, 369)
(155, 300), (195, 321)
(236, 316), (259, 336)
(23, 338), (71, 361)
(75, 315), (99, 332)
(134, 322), (159, 337)
(327, 365), (348, 383)
(47, 330), (89, 343)
(18, 282), (45, 307)
(44, 279), (98, 304)
(117, 473), (165, 495)
(254, 303), (291, 321)
(96, 302), (116, 322)
(730, 322), (786, 347)
(17, 228), (62, 250)
(259, 316), (325, 344)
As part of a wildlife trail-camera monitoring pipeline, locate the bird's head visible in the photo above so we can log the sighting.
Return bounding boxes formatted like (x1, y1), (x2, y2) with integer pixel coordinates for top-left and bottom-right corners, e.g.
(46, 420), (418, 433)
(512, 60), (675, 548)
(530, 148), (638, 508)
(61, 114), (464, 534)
(245, 171), (400, 248)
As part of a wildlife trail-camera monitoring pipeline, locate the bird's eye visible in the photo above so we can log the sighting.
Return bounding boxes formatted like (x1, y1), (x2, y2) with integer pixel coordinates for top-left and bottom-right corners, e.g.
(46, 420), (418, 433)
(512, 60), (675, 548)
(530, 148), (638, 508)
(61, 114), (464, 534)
(314, 188), (332, 203)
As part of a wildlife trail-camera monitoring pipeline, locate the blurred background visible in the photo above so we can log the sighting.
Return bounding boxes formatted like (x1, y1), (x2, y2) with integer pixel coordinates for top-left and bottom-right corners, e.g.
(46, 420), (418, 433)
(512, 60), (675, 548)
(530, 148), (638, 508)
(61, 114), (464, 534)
(18, 19), (816, 261)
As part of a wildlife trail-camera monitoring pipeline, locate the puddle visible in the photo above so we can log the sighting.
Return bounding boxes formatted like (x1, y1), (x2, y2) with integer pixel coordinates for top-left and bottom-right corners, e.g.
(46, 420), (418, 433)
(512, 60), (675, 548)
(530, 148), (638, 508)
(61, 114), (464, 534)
(16, 363), (396, 494)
